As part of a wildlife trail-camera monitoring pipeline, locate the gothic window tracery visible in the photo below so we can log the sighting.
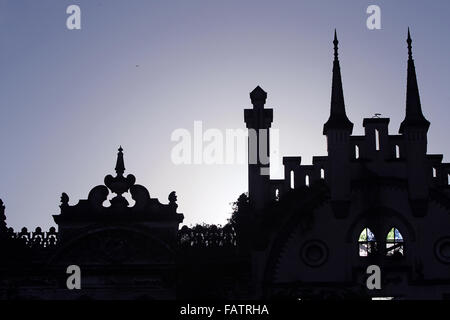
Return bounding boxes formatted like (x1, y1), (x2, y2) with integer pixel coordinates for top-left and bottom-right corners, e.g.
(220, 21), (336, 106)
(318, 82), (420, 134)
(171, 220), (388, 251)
(359, 228), (377, 257)
(386, 227), (404, 257)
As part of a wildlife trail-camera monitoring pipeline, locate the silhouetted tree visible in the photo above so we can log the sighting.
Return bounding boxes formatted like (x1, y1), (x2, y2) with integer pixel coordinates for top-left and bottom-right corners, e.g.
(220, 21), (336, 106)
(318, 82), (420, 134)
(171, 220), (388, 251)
(228, 193), (249, 227)
(228, 193), (253, 253)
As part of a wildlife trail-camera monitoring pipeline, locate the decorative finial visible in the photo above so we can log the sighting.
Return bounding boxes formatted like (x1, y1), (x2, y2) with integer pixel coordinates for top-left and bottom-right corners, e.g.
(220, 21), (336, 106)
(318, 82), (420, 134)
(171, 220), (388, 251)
(115, 146), (125, 176)
(168, 191), (177, 203)
(333, 29), (339, 60)
(407, 27), (413, 60)
(249, 86), (267, 107)
(60, 193), (69, 207)
(168, 191), (178, 210)
(104, 146), (136, 208)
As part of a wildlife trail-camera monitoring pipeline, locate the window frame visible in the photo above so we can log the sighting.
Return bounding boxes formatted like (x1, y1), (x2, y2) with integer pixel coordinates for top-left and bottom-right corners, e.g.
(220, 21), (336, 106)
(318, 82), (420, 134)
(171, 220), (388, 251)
(386, 227), (405, 257)
(358, 227), (377, 257)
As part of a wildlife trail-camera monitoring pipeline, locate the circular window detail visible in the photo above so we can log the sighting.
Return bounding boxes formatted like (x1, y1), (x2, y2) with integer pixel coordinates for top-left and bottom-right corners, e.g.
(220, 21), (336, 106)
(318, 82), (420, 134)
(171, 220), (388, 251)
(435, 237), (450, 264)
(300, 240), (329, 267)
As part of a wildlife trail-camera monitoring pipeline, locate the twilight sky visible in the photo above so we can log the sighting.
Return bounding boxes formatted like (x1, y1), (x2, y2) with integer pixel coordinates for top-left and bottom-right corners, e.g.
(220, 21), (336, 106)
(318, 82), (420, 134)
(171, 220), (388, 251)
(0, 0), (449, 230)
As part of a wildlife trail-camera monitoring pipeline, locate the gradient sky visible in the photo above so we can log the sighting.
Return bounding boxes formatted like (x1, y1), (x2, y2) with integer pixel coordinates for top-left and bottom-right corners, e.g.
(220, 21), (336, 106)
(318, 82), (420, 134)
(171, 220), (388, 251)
(0, 0), (449, 230)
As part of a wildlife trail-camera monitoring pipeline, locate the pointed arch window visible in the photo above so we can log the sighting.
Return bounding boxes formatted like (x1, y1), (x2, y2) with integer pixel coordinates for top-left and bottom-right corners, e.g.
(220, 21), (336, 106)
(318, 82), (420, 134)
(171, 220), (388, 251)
(355, 145), (360, 159)
(375, 129), (380, 151)
(386, 227), (404, 257)
(320, 168), (325, 179)
(395, 145), (400, 159)
(359, 228), (377, 257)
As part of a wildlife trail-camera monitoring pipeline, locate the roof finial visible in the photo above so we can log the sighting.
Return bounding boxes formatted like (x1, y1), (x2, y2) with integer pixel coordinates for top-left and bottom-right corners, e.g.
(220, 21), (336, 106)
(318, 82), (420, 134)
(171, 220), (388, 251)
(250, 86), (267, 108)
(104, 146), (136, 208)
(333, 29), (339, 60)
(115, 146), (125, 176)
(407, 27), (413, 60)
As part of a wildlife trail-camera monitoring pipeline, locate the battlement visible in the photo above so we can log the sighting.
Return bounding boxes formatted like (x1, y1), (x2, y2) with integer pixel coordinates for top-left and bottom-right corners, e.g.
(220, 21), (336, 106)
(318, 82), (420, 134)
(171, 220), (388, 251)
(266, 117), (450, 202)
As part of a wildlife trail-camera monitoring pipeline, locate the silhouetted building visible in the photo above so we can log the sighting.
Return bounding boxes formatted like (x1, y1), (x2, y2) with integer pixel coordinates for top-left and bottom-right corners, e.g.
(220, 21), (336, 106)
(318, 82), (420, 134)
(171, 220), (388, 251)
(242, 30), (450, 300)
(0, 30), (449, 300)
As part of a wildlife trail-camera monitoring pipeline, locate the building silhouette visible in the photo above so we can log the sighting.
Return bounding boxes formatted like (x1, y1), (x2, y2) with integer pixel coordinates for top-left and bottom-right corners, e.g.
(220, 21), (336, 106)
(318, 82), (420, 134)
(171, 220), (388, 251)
(1, 30), (450, 300)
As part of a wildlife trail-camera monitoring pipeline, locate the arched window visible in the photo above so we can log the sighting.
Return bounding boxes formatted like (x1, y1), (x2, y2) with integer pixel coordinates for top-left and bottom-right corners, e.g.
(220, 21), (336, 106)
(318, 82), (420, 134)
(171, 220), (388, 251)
(386, 227), (404, 257)
(320, 168), (325, 179)
(359, 228), (377, 257)
(305, 175), (310, 187)
(432, 167), (437, 178)
(395, 145), (400, 159)
(275, 189), (280, 201)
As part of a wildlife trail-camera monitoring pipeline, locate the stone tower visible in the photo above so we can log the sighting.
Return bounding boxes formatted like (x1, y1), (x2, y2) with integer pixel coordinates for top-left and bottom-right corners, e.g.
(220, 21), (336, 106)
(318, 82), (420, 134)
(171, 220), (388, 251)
(244, 86), (273, 211)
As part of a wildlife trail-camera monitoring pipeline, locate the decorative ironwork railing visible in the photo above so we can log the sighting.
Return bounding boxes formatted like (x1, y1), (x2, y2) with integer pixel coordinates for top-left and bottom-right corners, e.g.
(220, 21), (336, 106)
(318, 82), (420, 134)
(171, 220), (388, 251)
(2, 224), (237, 249)
(3, 227), (58, 248)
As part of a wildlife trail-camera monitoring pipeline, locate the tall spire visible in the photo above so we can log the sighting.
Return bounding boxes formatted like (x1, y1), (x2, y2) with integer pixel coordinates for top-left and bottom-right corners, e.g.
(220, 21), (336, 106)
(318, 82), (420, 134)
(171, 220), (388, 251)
(399, 28), (430, 133)
(323, 29), (353, 135)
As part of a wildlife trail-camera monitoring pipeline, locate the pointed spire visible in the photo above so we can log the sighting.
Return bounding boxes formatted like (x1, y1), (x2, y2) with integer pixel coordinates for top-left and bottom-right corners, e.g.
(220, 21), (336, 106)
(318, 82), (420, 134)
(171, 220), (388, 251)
(323, 30), (353, 135)
(115, 146), (125, 176)
(399, 28), (430, 134)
